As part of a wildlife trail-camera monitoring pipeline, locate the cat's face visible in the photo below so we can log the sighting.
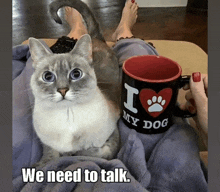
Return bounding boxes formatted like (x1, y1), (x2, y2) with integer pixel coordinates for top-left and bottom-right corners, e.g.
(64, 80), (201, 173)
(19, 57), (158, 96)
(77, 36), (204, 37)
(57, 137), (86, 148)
(29, 35), (97, 105)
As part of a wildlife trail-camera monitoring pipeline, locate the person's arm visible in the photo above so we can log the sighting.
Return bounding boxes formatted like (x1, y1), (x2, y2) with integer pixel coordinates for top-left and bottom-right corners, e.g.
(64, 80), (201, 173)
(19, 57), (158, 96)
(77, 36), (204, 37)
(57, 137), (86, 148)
(180, 72), (208, 148)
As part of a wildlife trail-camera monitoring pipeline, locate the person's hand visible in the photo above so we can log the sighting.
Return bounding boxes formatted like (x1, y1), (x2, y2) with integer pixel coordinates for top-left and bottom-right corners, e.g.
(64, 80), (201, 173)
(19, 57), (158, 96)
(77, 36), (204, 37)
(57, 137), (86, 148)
(180, 72), (208, 147)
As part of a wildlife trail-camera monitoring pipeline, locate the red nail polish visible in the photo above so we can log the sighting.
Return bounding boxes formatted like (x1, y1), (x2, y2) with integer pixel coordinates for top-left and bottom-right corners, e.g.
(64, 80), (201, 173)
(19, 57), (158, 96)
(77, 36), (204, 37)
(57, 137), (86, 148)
(189, 98), (195, 107)
(131, 0), (135, 3)
(192, 72), (201, 82)
(188, 106), (195, 114)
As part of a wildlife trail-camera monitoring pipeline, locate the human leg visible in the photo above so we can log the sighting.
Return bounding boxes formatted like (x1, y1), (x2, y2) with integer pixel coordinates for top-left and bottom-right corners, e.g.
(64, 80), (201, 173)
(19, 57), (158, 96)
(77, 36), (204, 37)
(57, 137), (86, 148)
(50, 7), (88, 53)
(114, 2), (207, 190)
(112, 0), (138, 41)
(65, 7), (88, 39)
(111, 1), (158, 68)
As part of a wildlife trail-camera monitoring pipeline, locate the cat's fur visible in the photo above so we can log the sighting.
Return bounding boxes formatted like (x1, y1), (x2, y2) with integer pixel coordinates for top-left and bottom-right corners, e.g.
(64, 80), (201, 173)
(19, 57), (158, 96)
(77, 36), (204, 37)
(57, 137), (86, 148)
(29, 0), (121, 167)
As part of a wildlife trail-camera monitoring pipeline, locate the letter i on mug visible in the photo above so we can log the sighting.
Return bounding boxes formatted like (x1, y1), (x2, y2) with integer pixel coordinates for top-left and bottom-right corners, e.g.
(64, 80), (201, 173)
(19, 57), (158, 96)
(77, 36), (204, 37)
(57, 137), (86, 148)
(121, 55), (194, 134)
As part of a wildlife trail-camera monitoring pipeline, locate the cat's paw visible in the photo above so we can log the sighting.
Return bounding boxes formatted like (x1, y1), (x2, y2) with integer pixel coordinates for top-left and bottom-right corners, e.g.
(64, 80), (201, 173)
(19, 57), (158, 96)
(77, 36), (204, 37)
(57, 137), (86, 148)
(75, 147), (100, 157)
(75, 145), (115, 160)
(31, 161), (46, 169)
(31, 158), (52, 169)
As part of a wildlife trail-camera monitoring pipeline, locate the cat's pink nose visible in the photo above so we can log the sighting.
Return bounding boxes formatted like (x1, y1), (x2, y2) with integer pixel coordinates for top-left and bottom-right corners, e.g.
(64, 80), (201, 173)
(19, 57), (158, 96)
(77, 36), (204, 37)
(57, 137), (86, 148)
(57, 88), (69, 97)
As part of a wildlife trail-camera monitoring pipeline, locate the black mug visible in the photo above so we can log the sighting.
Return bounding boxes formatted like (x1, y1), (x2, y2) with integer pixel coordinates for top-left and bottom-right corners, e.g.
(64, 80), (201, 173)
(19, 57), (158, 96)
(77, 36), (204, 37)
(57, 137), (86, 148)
(121, 55), (194, 134)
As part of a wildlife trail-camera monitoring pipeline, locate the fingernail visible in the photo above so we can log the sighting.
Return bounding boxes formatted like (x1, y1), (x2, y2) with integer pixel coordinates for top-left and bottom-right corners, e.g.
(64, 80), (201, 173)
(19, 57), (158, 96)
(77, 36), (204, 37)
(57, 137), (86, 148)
(192, 72), (201, 82)
(188, 106), (196, 114)
(131, 0), (135, 3)
(189, 98), (195, 107)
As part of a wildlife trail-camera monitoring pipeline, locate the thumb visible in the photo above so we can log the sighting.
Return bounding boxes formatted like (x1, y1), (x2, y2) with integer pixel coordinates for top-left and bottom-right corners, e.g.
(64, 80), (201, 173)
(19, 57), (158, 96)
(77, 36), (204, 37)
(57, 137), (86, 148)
(190, 72), (207, 111)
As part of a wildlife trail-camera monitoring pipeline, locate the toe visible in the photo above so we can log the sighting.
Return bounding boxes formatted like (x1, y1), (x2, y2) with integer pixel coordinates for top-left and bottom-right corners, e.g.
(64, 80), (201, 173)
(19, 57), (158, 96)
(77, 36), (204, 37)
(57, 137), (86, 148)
(126, 0), (133, 8)
(131, 6), (138, 13)
(65, 6), (71, 12)
(134, 4), (139, 11)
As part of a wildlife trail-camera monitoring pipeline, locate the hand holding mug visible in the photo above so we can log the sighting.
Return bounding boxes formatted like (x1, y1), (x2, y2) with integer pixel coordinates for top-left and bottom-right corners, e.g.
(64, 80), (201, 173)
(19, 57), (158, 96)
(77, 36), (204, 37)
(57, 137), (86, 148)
(180, 73), (208, 147)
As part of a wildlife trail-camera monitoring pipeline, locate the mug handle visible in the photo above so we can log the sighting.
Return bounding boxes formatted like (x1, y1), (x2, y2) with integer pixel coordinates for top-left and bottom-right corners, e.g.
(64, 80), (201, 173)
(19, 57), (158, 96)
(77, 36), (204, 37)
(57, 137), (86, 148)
(173, 75), (196, 118)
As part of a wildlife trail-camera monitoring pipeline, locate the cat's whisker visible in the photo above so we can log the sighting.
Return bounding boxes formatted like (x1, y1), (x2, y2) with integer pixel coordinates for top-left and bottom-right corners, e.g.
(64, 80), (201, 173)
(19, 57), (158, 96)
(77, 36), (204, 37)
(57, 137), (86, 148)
(67, 106), (70, 121)
(70, 107), (74, 122)
(72, 92), (88, 96)
(97, 81), (114, 84)
(98, 88), (114, 93)
(24, 105), (34, 111)
(33, 95), (54, 105)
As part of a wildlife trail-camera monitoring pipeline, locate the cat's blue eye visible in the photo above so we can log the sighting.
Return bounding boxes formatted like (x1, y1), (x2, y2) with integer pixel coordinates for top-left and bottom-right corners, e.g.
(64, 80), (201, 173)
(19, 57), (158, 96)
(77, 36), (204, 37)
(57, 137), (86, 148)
(42, 71), (55, 82)
(69, 68), (83, 80)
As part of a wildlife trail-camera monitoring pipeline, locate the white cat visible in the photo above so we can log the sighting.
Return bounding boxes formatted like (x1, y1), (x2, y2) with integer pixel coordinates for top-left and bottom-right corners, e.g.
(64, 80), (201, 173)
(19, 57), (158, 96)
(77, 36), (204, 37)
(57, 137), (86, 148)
(29, 35), (120, 167)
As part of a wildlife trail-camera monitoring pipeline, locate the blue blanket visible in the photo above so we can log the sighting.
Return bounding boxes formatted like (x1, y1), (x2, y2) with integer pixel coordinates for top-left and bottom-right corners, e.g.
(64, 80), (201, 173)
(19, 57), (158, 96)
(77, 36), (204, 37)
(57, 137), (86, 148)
(12, 42), (207, 192)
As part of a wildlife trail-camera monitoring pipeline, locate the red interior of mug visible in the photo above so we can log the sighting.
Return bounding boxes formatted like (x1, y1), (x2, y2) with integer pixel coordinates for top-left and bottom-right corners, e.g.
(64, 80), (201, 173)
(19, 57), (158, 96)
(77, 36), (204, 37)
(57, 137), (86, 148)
(123, 55), (182, 83)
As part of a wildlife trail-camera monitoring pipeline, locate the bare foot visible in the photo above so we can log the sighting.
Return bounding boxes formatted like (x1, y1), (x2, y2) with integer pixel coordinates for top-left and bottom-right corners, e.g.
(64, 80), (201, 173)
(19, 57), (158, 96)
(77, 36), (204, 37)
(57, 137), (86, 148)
(112, 0), (138, 41)
(65, 7), (88, 39)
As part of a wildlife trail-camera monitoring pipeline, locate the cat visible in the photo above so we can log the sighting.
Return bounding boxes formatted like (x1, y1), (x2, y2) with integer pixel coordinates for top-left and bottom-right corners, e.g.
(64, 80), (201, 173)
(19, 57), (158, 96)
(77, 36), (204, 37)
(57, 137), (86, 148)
(29, 0), (121, 167)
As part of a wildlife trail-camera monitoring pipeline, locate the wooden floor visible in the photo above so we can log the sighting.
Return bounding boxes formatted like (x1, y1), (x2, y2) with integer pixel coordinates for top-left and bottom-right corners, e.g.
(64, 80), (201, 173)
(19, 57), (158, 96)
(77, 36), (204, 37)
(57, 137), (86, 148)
(12, 0), (207, 53)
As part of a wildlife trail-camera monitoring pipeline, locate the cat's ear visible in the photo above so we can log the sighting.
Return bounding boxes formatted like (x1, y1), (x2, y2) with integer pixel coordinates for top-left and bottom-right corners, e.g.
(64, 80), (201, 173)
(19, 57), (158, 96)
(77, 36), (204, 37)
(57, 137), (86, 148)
(28, 37), (52, 62)
(70, 34), (92, 63)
